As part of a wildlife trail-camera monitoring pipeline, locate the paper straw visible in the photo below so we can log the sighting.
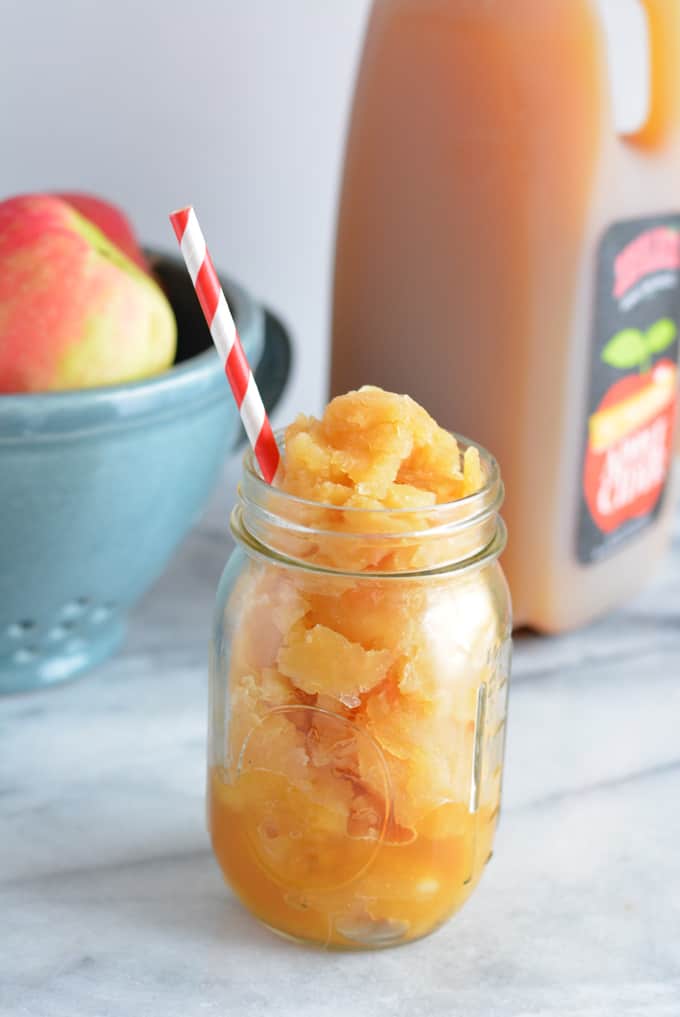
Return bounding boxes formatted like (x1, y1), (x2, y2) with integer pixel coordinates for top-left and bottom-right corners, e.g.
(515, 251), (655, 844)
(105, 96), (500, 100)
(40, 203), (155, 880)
(169, 206), (281, 484)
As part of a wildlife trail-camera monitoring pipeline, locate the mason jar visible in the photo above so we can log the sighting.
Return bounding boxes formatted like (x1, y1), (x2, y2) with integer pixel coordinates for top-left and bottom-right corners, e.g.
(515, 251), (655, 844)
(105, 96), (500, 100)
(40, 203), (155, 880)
(208, 434), (511, 949)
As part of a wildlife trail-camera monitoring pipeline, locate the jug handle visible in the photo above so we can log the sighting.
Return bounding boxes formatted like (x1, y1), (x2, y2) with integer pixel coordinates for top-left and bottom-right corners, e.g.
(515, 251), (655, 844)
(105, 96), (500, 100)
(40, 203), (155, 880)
(621, 0), (680, 150)
(618, 2), (680, 458)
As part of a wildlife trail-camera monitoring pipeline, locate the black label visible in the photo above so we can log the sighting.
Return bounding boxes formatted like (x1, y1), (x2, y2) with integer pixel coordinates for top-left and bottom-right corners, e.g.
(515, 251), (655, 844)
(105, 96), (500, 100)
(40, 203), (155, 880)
(577, 214), (680, 564)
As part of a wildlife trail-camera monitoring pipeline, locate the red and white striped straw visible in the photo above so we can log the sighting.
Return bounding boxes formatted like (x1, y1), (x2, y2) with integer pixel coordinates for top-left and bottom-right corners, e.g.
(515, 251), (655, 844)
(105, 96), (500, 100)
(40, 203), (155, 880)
(169, 206), (281, 484)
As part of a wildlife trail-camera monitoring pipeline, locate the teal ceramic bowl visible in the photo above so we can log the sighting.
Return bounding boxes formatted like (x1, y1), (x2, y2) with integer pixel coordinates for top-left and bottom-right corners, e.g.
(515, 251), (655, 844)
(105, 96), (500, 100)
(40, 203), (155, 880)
(0, 252), (291, 694)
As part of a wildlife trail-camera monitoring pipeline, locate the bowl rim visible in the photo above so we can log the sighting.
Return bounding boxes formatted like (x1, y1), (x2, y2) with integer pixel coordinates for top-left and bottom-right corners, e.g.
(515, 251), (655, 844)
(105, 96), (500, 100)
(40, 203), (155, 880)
(0, 252), (264, 438)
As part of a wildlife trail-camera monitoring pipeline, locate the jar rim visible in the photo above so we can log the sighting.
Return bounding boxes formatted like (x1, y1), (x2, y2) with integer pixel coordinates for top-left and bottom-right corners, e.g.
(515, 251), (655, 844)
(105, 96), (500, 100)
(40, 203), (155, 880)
(231, 505), (507, 580)
(234, 428), (506, 578)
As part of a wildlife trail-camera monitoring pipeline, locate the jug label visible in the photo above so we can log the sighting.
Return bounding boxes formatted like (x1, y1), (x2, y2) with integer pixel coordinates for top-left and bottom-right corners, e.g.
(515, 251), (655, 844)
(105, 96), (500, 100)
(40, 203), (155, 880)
(578, 215), (680, 563)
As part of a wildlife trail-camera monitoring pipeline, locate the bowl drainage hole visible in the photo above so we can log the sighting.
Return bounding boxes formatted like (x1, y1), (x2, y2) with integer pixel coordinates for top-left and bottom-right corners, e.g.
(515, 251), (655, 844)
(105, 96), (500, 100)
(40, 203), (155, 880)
(5, 600), (118, 659)
(7, 620), (36, 639)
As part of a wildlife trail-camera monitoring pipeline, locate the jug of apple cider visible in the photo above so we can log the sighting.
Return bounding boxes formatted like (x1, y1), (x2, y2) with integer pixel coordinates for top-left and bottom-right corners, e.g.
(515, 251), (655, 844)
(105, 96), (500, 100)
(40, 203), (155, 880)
(331, 0), (680, 631)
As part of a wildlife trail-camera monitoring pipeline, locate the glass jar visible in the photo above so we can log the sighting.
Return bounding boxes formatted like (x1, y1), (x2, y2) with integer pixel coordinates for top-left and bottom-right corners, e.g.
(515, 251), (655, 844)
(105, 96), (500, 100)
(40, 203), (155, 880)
(208, 434), (511, 949)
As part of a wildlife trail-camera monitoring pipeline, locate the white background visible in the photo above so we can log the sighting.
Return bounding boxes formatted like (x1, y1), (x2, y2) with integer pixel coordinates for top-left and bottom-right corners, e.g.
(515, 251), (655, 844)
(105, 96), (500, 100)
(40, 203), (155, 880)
(2, 0), (646, 427)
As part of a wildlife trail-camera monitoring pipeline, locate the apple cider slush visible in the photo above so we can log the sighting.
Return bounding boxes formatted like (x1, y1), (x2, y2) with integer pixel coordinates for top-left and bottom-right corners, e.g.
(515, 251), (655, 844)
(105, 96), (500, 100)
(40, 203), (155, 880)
(208, 387), (511, 948)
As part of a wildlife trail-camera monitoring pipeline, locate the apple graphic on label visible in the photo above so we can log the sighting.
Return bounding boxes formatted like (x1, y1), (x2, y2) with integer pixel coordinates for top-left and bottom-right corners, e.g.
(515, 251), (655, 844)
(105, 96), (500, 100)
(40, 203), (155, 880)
(583, 319), (678, 533)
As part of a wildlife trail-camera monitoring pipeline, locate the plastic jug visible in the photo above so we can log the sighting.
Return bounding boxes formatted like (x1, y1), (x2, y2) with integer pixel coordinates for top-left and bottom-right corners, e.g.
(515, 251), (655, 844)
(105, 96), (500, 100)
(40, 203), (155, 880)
(331, 0), (680, 631)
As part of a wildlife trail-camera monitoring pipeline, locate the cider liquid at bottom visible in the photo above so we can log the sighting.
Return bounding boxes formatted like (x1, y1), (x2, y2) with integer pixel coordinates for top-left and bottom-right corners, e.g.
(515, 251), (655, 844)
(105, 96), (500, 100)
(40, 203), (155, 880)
(209, 767), (497, 949)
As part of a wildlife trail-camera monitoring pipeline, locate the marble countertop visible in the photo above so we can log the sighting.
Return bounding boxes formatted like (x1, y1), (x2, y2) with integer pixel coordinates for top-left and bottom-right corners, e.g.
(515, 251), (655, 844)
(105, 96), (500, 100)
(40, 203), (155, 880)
(2, 459), (679, 1017)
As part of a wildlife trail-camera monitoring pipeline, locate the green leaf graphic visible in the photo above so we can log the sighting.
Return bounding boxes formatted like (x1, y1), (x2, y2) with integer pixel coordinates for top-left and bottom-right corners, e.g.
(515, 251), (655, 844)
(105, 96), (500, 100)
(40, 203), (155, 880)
(601, 329), (647, 369)
(645, 318), (677, 355)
